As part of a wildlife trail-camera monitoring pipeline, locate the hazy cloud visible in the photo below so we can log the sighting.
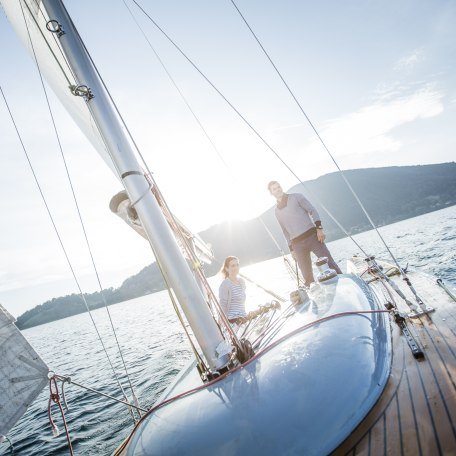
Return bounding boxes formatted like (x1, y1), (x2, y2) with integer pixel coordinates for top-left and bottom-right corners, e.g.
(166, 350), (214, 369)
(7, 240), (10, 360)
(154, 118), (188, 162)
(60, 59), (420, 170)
(318, 84), (443, 156)
(394, 48), (425, 71)
(274, 84), (443, 163)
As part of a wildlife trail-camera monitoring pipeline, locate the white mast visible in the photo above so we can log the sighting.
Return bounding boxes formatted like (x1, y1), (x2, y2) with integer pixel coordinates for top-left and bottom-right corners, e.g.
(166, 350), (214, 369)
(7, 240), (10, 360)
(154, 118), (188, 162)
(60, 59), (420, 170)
(40, 0), (231, 370)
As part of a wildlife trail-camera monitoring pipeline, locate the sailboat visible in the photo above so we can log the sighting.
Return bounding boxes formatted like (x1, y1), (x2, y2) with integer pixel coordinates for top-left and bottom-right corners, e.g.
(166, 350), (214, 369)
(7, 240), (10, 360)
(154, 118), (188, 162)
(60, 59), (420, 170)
(1, 1), (455, 455)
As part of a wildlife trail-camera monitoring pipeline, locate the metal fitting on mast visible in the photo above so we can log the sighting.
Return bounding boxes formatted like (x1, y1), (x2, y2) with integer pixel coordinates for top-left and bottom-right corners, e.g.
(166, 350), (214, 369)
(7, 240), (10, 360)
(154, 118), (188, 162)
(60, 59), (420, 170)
(46, 19), (65, 37)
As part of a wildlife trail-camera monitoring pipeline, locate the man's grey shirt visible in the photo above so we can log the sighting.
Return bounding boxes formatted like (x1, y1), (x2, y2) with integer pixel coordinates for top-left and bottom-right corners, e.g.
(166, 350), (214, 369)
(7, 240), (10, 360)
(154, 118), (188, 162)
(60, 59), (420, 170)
(275, 193), (321, 248)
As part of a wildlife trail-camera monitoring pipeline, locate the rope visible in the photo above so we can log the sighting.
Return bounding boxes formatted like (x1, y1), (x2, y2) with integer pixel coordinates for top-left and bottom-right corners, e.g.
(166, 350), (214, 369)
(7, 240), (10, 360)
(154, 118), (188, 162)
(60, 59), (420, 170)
(136, 180), (285, 370)
(283, 255), (304, 288)
(152, 254), (211, 376)
(48, 376), (74, 455)
(367, 260), (419, 313)
(146, 178), (243, 349)
(250, 302), (296, 348)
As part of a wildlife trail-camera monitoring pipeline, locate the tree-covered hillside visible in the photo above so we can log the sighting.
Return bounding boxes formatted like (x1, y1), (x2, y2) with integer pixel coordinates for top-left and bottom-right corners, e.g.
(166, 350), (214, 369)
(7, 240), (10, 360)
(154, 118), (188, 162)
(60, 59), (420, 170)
(14, 162), (456, 329)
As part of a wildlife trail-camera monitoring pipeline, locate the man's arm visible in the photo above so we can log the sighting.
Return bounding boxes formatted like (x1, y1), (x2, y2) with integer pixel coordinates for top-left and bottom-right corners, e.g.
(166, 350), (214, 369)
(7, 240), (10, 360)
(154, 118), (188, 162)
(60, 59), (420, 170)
(297, 193), (326, 242)
(296, 193), (321, 224)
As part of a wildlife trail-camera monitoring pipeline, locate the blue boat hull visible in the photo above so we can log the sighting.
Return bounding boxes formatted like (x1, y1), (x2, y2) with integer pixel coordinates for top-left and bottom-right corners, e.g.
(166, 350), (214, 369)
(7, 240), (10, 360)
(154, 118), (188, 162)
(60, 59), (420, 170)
(125, 276), (391, 455)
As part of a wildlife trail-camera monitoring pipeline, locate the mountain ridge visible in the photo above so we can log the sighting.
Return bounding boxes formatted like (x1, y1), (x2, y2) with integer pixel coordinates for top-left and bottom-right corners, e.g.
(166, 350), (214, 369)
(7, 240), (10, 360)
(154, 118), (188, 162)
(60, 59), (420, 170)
(13, 162), (456, 329)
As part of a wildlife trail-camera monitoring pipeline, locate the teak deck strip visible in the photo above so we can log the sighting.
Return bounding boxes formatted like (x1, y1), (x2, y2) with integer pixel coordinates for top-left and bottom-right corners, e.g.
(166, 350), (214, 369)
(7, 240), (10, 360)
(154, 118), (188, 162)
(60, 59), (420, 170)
(334, 263), (456, 456)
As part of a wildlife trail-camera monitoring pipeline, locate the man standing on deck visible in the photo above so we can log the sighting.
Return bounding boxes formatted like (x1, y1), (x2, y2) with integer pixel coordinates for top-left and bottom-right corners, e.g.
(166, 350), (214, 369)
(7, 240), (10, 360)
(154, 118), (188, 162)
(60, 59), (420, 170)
(268, 181), (342, 287)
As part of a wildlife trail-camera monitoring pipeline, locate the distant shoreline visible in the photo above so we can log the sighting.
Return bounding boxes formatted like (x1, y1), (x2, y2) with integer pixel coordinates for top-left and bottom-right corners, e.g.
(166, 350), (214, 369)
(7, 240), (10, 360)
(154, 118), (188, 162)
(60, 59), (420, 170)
(14, 162), (456, 330)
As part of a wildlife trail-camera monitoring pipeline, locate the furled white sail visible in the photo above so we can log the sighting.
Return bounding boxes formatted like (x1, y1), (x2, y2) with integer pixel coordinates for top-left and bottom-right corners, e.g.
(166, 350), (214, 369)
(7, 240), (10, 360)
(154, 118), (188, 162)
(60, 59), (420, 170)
(0, 303), (49, 439)
(0, 0), (117, 175)
(110, 189), (214, 264)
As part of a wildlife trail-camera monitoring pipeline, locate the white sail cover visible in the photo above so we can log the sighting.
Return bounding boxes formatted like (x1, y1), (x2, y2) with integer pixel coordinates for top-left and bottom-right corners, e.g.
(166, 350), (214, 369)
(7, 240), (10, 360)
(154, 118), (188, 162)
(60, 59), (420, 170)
(0, 0), (117, 175)
(0, 303), (49, 438)
(110, 190), (214, 264)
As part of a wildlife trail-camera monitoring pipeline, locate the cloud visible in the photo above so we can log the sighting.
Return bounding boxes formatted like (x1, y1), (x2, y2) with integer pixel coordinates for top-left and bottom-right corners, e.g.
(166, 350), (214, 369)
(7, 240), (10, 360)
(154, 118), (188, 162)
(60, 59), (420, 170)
(273, 83), (444, 165)
(394, 48), (425, 71)
(319, 84), (443, 155)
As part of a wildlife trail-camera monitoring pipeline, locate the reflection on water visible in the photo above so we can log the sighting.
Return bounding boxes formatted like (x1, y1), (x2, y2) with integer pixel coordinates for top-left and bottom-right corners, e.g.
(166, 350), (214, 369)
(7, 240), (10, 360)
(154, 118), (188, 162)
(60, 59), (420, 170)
(1, 206), (455, 455)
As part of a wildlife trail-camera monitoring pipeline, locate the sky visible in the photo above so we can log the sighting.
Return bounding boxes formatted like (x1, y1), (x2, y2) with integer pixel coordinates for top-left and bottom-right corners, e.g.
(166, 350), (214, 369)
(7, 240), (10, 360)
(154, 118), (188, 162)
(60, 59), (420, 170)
(0, 0), (455, 316)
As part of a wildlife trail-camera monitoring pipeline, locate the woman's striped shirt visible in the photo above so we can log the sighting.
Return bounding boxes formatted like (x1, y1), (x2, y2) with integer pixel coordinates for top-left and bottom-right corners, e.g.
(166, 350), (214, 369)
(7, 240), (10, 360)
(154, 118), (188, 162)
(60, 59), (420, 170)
(219, 278), (246, 320)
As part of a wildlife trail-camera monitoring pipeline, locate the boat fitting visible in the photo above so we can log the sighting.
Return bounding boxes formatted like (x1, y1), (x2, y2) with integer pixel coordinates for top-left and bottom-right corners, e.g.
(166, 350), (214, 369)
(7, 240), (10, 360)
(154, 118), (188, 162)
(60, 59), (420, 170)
(315, 257), (337, 283)
(290, 288), (309, 306)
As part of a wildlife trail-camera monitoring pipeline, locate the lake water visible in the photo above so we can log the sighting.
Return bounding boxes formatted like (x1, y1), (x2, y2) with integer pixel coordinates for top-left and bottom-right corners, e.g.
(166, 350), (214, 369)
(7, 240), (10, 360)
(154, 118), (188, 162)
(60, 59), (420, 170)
(1, 206), (455, 455)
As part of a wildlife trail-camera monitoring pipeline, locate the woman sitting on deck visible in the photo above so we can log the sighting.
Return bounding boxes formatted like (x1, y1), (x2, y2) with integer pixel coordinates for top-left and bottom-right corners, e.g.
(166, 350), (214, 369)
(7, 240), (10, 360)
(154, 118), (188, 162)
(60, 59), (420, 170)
(219, 256), (247, 324)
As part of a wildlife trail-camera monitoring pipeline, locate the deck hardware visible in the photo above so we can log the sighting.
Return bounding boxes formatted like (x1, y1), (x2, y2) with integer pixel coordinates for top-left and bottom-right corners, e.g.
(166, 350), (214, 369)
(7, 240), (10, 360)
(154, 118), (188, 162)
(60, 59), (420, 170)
(290, 288), (309, 306)
(315, 257), (337, 282)
(236, 338), (255, 363)
(394, 312), (424, 359)
(437, 278), (456, 302)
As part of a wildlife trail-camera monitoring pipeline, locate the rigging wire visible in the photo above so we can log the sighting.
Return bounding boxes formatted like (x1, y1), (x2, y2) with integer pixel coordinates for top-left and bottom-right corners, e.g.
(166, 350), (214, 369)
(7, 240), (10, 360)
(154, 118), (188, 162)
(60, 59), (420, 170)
(53, 374), (148, 413)
(97, 2), (300, 305)
(128, 0), (369, 257)
(147, 180), (243, 348)
(1, 84), (139, 424)
(120, 0), (288, 261)
(35, 0), (155, 415)
(59, 5), (242, 363)
(125, 0), (305, 288)
(120, 0), (320, 289)
(20, 0), (74, 87)
(120, 0), (230, 171)
(13, 1), (139, 421)
(142, 232), (211, 375)
(62, 3), (243, 353)
(67, 3), (292, 335)
(229, 0), (427, 307)
(22, 2), (139, 415)
(26, 0), (242, 373)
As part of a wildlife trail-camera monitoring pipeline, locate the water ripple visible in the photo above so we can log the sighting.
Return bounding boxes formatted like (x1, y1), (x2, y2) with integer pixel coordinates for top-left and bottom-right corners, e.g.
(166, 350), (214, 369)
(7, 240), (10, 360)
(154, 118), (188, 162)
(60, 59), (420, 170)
(1, 206), (455, 455)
